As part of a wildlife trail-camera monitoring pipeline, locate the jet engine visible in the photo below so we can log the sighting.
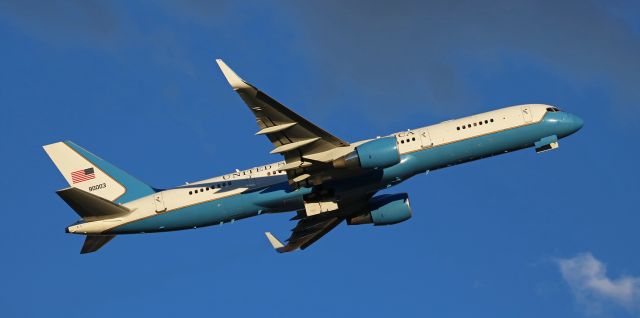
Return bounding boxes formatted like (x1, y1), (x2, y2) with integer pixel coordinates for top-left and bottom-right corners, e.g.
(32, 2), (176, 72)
(333, 137), (400, 169)
(347, 193), (412, 226)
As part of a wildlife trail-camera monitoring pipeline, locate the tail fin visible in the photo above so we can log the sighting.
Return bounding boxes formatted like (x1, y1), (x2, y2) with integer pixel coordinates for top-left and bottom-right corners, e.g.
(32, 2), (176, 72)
(43, 141), (154, 204)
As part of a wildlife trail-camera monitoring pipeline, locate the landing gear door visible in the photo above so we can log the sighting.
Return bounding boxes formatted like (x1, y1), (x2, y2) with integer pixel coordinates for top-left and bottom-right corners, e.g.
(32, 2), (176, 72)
(521, 105), (533, 122)
(153, 192), (167, 213)
(420, 129), (433, 149)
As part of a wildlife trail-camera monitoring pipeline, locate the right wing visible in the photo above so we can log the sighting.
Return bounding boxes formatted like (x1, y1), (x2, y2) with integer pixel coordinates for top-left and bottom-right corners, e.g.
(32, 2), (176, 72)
(216, 59), (353, 187)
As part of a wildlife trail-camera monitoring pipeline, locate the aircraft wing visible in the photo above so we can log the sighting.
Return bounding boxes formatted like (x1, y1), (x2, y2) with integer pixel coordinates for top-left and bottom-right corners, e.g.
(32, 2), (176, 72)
(265, 215), (343, 253)
(216, 59), (351, 186)
(263, 193), (374, 253)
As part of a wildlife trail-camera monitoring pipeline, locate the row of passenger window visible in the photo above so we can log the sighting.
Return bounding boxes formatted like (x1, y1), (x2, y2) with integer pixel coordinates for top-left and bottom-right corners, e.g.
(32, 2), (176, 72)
(189, 182), (232, 195)
(399, 137), (417, 144)
(457, 118), (494, 131)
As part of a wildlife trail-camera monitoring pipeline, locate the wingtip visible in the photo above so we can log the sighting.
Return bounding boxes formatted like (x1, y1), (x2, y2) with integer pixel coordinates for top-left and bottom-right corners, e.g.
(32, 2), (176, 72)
(215, 59), (250, 90)
(264, 232), (285, 251)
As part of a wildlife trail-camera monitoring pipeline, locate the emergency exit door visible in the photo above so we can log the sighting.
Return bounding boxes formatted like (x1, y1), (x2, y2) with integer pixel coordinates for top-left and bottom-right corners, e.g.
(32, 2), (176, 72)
(521, 105), (533, 122)
(420, 129), (433, 148)
(153, 192), (167, 213)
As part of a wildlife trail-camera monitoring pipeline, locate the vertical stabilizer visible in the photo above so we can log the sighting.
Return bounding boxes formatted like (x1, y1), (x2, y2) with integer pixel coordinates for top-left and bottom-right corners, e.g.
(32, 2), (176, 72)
(43, 141), (154, 203)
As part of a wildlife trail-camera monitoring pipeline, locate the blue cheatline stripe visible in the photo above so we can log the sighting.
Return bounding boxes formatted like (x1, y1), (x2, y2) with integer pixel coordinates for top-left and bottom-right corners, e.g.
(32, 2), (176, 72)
(108, 181), (308, 234)
(64, 141), (155, 203)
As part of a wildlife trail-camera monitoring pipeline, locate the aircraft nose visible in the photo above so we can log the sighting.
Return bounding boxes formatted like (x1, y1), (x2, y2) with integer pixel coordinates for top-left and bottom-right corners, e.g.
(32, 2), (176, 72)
(559, 112), (584, 136)
(566, 113), (583, 132)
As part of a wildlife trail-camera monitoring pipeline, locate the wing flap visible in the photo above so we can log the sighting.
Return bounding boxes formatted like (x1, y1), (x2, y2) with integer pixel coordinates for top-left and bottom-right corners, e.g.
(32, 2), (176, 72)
(270, 137), (321, 154)
(256, 122), (297, 135)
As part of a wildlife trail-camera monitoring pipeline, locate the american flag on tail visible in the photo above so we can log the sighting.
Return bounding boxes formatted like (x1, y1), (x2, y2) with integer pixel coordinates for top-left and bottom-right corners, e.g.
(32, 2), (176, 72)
(71, 168), (95, 184)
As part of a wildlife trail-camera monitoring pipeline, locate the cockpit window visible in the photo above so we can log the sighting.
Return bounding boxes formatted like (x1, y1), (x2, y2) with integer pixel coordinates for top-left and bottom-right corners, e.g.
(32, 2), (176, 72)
(546, 107), (561, 112)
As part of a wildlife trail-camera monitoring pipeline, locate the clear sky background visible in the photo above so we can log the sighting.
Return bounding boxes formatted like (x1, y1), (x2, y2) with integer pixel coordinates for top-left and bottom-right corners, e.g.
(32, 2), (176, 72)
(1, 1), (639, 317)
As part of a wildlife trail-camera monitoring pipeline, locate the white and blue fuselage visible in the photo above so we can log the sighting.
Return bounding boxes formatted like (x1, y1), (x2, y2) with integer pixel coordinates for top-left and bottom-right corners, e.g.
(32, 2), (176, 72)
(65, 104), (583, 235)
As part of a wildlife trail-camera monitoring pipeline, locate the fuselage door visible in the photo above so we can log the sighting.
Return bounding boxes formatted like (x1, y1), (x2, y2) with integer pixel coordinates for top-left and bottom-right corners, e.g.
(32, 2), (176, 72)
(153, 192), (167, 213)
(521, 105), (533, 122)
(420, 129), (433, 148)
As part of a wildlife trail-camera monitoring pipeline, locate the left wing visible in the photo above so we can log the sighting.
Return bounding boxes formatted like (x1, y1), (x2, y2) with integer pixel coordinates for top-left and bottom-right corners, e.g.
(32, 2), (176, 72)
(265, 215), (343, 253)
(263, 193), (374, 253)
(216, 59), (352, 186)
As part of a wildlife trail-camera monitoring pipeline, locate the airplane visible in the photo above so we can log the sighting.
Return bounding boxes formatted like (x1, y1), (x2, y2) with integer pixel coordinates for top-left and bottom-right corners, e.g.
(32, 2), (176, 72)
(43, 59), (584, 254)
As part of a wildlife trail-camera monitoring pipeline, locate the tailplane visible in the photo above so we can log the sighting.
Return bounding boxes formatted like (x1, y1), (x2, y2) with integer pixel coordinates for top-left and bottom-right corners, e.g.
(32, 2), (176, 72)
(43, 141), (154, 204)
(81, 235), (116, 254)
(57, 187), (130, 220)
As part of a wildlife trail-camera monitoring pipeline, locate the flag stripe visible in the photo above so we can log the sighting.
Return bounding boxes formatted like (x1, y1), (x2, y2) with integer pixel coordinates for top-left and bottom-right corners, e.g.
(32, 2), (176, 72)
(71, 168), (96, 184)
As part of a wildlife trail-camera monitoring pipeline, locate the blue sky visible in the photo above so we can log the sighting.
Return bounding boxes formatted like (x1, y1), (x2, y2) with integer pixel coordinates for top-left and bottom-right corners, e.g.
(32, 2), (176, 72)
(1, 1), (639, 317)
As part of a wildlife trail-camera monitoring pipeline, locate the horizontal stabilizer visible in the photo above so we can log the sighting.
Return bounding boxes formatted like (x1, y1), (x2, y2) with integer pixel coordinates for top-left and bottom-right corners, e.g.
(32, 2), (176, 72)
(57, 187), (130, 220)
(81, 235), (116, 254)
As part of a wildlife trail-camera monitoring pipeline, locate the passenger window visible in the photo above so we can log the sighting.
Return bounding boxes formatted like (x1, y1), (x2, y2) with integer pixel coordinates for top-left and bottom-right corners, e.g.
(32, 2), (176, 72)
(479, 121), (482, 125)
(484, 120), (488, 124)
(473, 123), (477, 126)
(462, 126), (466, 129)
(401, 140), (404, 144)
(490, 119), (494, 122)
(189, 191), (192, 195)
(412, 137), (416, 141)
(457, 127), (460, 130)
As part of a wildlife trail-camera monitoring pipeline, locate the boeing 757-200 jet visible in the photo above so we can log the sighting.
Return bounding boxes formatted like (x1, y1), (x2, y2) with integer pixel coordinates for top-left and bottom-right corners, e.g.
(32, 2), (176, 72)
(44, 60), (583, 254)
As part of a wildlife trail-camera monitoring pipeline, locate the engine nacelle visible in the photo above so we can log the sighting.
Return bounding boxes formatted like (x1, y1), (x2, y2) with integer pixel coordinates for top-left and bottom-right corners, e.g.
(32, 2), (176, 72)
(333, 137), (400, 169)
(347, 193), (412, 226)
